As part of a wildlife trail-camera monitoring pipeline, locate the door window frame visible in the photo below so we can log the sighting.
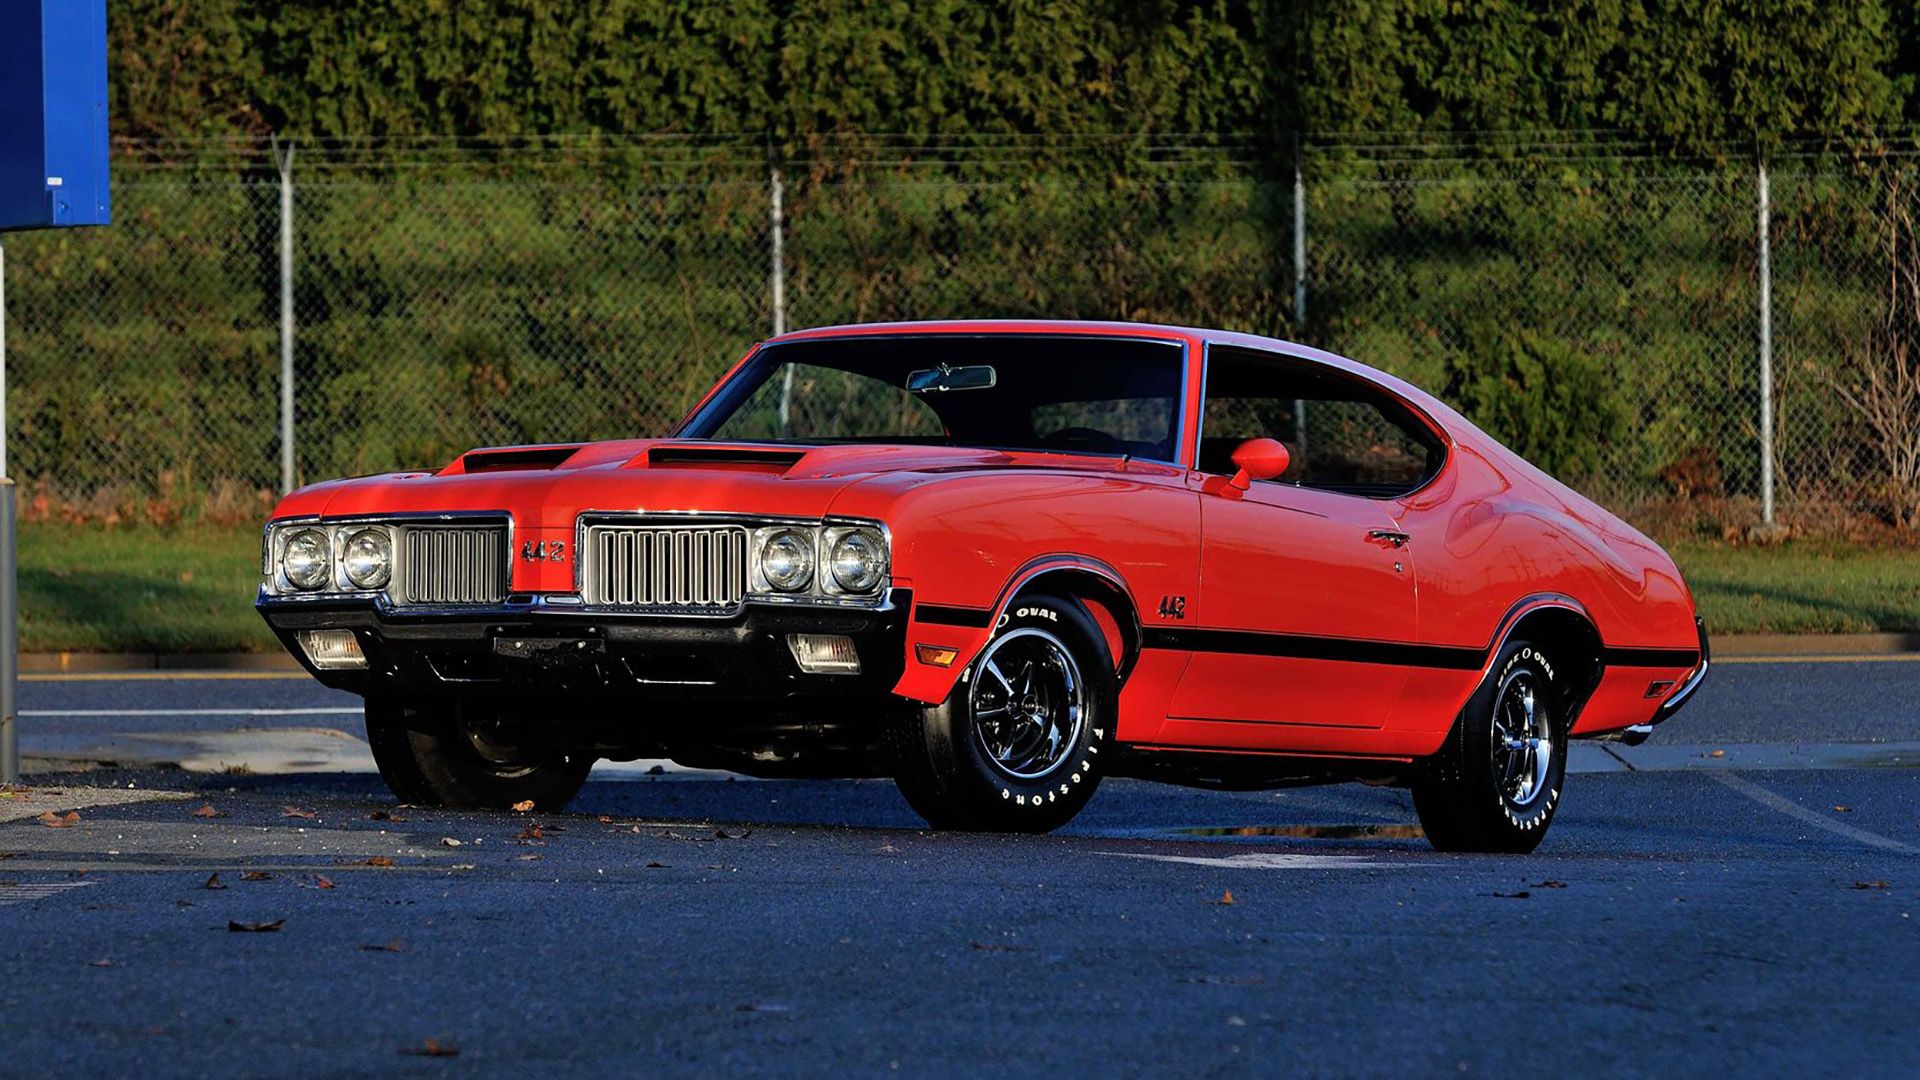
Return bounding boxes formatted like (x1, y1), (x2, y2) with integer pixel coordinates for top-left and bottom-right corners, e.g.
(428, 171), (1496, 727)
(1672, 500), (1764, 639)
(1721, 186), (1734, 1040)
(1194, 342), (1452, 501)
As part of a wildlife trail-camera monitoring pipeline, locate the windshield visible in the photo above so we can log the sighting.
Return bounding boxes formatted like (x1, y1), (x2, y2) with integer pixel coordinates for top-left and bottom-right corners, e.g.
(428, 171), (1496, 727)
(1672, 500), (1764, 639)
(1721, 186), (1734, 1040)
(679, 335), (1186, 462)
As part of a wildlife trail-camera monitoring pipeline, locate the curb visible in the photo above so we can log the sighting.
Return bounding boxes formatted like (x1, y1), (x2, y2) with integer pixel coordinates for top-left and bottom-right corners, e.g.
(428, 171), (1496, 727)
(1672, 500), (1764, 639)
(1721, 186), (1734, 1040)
(16, 632), (1919, 673)
(19, 651), (300, 674)
(1713, 632), (1920, 657)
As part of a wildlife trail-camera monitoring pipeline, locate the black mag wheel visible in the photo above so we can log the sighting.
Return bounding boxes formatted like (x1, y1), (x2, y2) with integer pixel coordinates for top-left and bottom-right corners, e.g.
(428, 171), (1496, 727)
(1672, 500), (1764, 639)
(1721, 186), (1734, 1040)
(968, 627), (1088, 780)
(364, 697), (593, 812)
(887, 594), (1116, 833)
(1412, 639), (1568, 854)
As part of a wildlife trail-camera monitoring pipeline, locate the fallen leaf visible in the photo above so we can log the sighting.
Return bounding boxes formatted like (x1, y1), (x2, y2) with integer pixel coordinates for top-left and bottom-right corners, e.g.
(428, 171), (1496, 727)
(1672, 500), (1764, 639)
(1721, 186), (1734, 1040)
(281, 806), (317, 820)
(0, 852), (21, 860)
(1531, 880), (1568, 889)
(192, 804), (226, 819)
(515, 853), (542, 862)
(239, 871), (274, 882)
(1215, 889), (1235, 906)
(1854, 881), (1891, 890)
(1833, 806), (1853, 813)
(873, 843), (899, 854)
(1708, 749), (1726, 759)
(510, 800), (535, 812)
(351, 856), (396, 868)
(399, 1038), (460, 1058)
(440, 837), (462, 848)
(360, 940), (407, 953)
(228, 919), (285, 933)
(716, 828), (751, 840)
(516, 824), (544, 841)
(90, 958), (114, 968)
(369, 810), (406, 823)
(1493, 890), (1532, 899)
(597, 815), (614, 824)
(645, 861), (668, 869)
(38, 811), (79, 828)
(310, 875), (336, 890)
(203, 873), (227, 890)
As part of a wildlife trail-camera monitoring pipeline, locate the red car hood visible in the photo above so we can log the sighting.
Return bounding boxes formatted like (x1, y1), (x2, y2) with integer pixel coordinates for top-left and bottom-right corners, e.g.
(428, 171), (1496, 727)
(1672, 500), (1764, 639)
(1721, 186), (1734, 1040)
(276, 439), (1047, 527)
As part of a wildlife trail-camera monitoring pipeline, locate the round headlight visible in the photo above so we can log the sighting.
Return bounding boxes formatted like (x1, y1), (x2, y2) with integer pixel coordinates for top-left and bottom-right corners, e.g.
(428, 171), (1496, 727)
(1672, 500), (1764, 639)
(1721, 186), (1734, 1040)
(829, 530), (885, 593)
(282, 529), (331, 591)
(341, 528), (392, 590)
(760, 530), (814, 592)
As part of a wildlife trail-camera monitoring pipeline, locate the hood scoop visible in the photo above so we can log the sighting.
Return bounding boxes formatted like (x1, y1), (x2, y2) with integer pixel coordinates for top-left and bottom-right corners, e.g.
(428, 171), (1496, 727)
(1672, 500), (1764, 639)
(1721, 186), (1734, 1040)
(457, 445), (583, 473)
(646, 446), (806, 473)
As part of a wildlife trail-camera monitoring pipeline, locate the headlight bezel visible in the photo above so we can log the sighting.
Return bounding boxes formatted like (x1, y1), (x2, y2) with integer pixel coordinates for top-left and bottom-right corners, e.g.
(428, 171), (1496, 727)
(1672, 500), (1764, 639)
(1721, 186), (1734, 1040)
(823, 526), (888, 595)
(280, 528), (333, 592)
(756, 528), (817, 592)
(339, 526), (394, 590)
(745, 518), (891, 605)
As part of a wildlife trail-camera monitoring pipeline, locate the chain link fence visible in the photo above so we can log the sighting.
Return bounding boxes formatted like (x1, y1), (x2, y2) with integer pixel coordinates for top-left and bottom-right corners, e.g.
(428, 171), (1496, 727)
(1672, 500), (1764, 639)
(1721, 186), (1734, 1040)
(1, 135), (1912, 531)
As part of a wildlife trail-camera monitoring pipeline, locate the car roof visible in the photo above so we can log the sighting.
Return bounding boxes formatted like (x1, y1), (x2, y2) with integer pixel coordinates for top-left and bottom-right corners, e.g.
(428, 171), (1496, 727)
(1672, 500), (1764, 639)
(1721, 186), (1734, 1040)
(767, 319), (1468, 442)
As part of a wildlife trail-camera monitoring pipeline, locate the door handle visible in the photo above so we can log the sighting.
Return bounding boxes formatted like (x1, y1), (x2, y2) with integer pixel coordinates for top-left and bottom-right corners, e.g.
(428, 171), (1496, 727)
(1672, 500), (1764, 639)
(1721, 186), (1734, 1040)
(1366, 530), (1410, 548)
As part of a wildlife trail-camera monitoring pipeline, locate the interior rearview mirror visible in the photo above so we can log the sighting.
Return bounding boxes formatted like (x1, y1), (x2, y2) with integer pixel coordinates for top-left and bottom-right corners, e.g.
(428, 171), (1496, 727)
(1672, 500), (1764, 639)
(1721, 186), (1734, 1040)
(1229, 437), (1290, 490)
(907, 363), (997, 393)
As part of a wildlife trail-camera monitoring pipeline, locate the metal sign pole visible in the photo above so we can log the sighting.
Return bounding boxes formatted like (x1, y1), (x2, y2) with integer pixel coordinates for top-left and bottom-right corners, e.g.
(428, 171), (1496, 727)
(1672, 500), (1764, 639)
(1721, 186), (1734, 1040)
(1, 233), (17, 784)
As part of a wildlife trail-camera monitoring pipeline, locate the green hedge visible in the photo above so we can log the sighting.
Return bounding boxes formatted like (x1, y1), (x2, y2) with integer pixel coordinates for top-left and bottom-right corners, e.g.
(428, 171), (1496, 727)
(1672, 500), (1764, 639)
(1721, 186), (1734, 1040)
(111, 1), (1909, 152)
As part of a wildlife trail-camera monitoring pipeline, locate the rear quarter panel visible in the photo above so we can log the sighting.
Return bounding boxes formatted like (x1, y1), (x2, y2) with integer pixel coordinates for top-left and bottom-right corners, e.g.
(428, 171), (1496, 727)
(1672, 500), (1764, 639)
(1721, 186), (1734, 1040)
(1397, 439), (1701, 740)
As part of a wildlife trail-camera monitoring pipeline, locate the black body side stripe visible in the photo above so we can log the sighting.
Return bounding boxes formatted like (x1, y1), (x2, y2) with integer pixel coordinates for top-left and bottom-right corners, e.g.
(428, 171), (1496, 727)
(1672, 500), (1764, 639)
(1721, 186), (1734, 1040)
(1604, 647), (1701, 668)
(916, 604), (995, 629)
(1141, 627), (1486, 670)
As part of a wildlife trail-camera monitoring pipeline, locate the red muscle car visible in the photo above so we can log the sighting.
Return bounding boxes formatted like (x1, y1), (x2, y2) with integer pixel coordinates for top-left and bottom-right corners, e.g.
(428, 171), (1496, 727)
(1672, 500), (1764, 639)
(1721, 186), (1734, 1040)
(258, 321), (1707, 852)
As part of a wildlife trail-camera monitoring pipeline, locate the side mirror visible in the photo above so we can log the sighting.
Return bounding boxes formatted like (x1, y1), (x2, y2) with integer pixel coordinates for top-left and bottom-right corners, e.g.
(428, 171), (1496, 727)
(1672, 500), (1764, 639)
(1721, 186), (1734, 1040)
(1229, 437), (1290, 490)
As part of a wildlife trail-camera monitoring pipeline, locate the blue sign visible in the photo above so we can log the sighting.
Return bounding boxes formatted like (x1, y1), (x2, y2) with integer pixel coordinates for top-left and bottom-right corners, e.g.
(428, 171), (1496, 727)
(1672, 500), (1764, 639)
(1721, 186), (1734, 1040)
(0, 0), (110, 230)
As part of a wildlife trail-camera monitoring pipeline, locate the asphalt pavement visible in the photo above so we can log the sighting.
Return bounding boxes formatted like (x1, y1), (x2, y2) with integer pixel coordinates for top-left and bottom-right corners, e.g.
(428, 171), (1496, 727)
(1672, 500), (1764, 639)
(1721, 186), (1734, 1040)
(2, 657), (1917, 1076)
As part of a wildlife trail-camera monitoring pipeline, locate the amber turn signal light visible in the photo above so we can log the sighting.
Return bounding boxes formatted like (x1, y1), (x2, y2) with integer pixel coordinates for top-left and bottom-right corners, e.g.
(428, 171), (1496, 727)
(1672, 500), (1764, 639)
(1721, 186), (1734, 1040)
(915, 644), (960, 668)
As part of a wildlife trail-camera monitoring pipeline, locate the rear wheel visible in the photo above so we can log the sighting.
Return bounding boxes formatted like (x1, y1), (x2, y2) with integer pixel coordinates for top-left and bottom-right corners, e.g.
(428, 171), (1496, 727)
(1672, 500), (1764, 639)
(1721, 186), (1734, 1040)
(887, 595), (1116, 833)
(365, 697), (593, 812)
(1412, 640), (1567, 853)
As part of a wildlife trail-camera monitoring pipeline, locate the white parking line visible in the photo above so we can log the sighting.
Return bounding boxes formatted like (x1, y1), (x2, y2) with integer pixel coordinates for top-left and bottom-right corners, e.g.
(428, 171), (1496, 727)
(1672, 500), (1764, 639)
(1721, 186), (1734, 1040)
(1101, 851), (1400, 870)
(1709, 772), (1920, 855)
(20, 708), (361, 718)
(0, 881), (96, 907)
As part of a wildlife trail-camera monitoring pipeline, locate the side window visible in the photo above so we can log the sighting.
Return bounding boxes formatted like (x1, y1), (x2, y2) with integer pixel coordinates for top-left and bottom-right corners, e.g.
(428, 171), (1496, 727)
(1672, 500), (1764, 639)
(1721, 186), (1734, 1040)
(1200, 348), (1442, 497)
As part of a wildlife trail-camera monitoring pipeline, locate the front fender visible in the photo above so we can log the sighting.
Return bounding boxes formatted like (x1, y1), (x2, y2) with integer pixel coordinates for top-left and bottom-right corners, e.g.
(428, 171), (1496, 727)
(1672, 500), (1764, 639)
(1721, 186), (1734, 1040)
(825, 467), (1198, 704)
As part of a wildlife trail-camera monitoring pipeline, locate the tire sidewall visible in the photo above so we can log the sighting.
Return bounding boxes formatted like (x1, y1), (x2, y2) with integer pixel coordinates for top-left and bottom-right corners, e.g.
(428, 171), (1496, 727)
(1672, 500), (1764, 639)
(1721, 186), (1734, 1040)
(943, 596), (1117, 825)
(1465, 641), (1566, 836)
(368, 697), (591, 811)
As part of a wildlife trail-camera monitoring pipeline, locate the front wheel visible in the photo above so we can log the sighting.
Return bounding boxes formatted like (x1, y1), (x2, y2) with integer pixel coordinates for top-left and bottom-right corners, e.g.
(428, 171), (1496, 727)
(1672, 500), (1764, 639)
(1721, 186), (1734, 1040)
(365, 697), (593, 812)
(1411, 640), (1568, 853)
(886, 594), (1117, 833)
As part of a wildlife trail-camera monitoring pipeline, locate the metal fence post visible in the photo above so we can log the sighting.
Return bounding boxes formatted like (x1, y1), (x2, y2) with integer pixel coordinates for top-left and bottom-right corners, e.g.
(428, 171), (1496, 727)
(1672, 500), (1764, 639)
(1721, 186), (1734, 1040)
(1292, 134), (1309, 450)
(770, 165), (793, 436)
(0, 233), (16, 784)
(275, 137), (296, 494)
(1292, 133), (1307, 327)
(1757, 158), (1775, 525)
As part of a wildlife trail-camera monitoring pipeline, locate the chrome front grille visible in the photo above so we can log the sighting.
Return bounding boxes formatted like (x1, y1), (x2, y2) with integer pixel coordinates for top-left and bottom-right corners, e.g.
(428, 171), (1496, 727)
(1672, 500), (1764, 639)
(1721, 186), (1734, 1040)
(581, 524), (749, 610)
(397, 525), (508, 606)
